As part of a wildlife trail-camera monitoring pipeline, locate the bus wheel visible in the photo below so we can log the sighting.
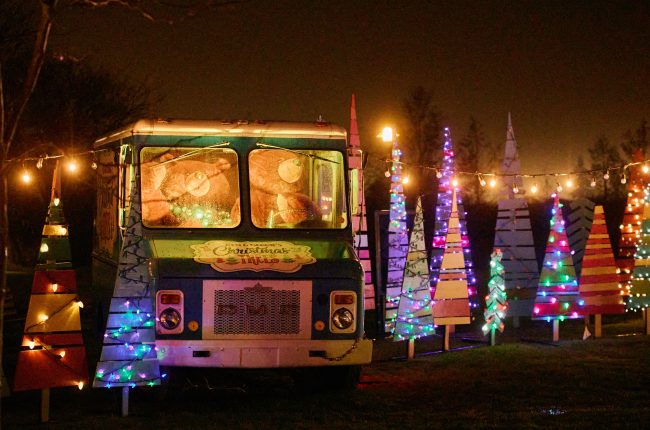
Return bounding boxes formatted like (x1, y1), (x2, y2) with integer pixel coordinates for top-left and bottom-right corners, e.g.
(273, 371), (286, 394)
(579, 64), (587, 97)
(293, 365), (361, 392)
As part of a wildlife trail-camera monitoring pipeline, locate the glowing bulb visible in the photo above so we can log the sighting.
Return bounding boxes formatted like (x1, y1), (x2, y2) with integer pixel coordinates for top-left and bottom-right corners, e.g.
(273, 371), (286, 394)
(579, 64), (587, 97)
(51, 283), (59, 292)
(590, 178), (596, 187)
(436, 170), (443, 179)
(77, 381), (84, 390)
(621, 175), (627, 184)
(91, 161), (98, 170)
(76, 300), (84, 308)
(479, 176), (486, 187)
(21, 170), (32, 184)
(452, 178), (458, 187)
(489, 178), (497, 188)
(402, 176), (410, 185)
(66, 159), (78, 173)
(53, 197), (60, 206)
(39, 314), (49, 323)
(36, 158), (44, 169)
(28, 339), (35, 349)
(603, 171), (610, 180)
(380, 127), (394, 142)
(40, 243), (49, 253)
(531, 183), (538, 194)
(643, 164), (649, 174)
(566, 179), (573, 188)
(59, 350), (66, 358)
(556, 183), (563, 193)
(384, 170), (390, 178)
(513, 185), (519, 194)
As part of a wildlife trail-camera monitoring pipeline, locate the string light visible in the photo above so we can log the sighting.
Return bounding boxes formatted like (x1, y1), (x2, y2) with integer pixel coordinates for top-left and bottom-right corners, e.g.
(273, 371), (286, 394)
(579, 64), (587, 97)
(21, 170), (32, 184)
(66, 159), (78, 173)
(478, 174), (486, 187)
(489, 178), (497, 188)
(565, 179), (573, 189)
(36, 158), (44, 169)
(512, 184), (519, 194)
(590, 177), (597, 187)
(604, 170), (610, 180)
(531, 183), (538, 194)
(621, 174), (627, 184)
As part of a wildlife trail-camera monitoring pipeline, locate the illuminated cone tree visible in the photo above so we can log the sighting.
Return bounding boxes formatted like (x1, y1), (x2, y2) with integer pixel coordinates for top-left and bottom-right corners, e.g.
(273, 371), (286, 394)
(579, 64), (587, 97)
(384, 129), (408, 335)
(630, 186), (650, 334)
(14, 162), (88, 420)
(94, 172), (161, 391)
(617, 150), (647, 298)
(533, 194), (583, 340)
(430, 127), (477, 314)
(348, 94), (375, 311)
(579, 205), (625, 337)
(483, 249), (508, 345)
(394, 197), (434, 341)
(431, 188), (472, 346)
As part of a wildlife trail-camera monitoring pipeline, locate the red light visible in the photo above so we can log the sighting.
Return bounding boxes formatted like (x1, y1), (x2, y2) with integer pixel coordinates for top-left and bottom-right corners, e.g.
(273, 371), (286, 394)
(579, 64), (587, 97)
(334, 294), (354, 305)
(160, 294), (181, 305)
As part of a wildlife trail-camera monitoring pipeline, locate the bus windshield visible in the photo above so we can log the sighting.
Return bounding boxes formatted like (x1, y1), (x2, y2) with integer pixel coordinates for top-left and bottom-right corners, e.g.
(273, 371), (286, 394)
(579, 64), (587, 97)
(248, 148), (348, 229)
(140, 146), (240, 228)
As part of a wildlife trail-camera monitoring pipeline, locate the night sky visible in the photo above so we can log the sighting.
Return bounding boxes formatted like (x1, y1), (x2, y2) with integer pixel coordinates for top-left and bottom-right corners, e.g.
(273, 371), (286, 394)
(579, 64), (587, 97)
(50, 0), (650, 173)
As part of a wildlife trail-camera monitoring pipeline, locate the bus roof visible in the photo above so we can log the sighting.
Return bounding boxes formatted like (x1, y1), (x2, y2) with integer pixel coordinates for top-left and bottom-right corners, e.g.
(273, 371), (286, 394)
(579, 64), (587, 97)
(95, 118), (347, 147)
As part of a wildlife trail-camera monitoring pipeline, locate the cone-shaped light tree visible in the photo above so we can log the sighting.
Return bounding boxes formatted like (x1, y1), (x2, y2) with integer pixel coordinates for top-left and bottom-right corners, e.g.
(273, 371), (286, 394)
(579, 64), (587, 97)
(384, 127), (409, 335)
(629, 186), (650, 329)
(348, 95), (375, 311)
(533, 194), (583, 336)
(94, 172), (161, 389)
(394, 197), (434, 341)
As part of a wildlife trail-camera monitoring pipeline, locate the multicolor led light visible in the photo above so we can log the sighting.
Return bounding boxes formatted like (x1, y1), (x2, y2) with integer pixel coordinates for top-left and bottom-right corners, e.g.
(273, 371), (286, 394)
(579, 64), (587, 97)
(629, 185), (650, 312)
(483, 249), (508, 339)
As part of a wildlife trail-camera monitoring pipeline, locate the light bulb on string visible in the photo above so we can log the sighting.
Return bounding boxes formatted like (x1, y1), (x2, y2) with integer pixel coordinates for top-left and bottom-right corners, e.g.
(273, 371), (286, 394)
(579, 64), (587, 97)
(91, 160), (98, 170)
(402, 175), (410, 185)
(531, 183), (538, 194)
(66, 158), (78, 173)
(621, 173), (627, 184)
(384, 170), (391, 178)
(590, 177), (597, 187)
(556, 182), (563, 193)
(478, 175), (486, 187)
(566, 178), (573, 189)
(436, 170), (442, 179)
(36, 158), (44, 169)
(643, 164), (649, 174)
(603, 170), (610, 180)
(489, 178), (497, 188)
(512, 184), (519, 194)
(21, 169), (32, 184)
(452, 177), (458, 187)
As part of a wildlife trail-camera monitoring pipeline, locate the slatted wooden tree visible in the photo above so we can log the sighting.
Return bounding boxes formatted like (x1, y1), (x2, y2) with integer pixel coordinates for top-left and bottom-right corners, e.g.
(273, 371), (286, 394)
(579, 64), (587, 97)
(348, 94), (375, 311)
(430, 128), (477, 330)
(13, 161), (88, 422)
(630, 185), (650, 335)
(384, 131), (408, 335)
(567, 198), (595, 279)
(395, 197), (434, 354)
(579, 205), (625, 337)
(617, 150), (647, 298)
(533, 194), (583, 341)
(94, 172), (160, 415)
(431, 189), (471, 350)
(493, 115), (538, 325)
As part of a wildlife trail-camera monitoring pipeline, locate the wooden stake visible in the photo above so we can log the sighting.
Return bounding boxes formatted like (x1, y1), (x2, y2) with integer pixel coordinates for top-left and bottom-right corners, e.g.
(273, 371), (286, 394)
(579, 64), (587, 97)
(645, 309), (650, 336)
(443, 326), (450, 351)
(490, 327), (496, 346)
(447, 324), (455, 334)
(512, 316), (520, 328)
(552, 319), (559, 342)
(594, 314), (602, 338)
(40, 388), (50, 423)
(121, 386), (129, 417)
(407, 338), (415, 359)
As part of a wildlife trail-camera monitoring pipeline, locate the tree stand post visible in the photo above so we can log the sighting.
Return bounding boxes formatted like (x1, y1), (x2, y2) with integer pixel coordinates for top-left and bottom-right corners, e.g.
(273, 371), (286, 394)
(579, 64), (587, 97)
(512, 316), (520, 328)
(41, 388), (50, 423)
(490, 327), (496, 346)
(594, 314), (602, 338)
(447, 324), (455, 335)
(407, 338), (415, 359)
(443, 326), (450, 352)
(552, 319), (560, 342)
(121, 386), (130, 417)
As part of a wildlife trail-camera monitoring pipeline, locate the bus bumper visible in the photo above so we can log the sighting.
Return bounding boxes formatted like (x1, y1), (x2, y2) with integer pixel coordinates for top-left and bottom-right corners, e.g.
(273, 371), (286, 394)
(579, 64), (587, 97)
(156, 338), (373, 368)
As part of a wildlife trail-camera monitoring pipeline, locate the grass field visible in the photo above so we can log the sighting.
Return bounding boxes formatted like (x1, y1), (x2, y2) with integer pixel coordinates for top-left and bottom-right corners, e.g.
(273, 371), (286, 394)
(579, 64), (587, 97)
(2, 315), (649, 429)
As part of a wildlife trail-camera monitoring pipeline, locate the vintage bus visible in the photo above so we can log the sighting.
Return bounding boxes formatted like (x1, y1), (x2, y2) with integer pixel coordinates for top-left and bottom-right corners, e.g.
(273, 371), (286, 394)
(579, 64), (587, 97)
(92, 118), (372, 388)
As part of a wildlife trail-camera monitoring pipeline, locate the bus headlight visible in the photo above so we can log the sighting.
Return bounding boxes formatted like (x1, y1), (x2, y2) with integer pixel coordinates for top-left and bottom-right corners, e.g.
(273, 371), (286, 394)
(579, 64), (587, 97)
(332, 308), (354, 330)
(159, 308), (182, 330)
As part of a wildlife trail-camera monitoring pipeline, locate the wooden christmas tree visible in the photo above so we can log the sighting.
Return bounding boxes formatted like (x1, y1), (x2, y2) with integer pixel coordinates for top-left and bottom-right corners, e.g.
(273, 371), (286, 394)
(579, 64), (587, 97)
(348, 94), (375, 311)
(578, 205), (625, 337)
(566, 198), (595, 279)
(431, 188), (471, 349)
(617, 150), (647, 298)
(630, 185), (650, 335)
(493, 115), (538, 323)
(94, 171), (160, 414)
(533, 194), (583, 341)
(395, 197), (434, 345)
(13, 161), (88, 421)
(384, 129), (408, 335)
(430, 128), (477, 320)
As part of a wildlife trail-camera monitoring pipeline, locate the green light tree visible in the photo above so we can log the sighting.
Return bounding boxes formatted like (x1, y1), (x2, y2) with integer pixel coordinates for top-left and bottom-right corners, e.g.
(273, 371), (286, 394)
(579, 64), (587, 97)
(483, 249), (507, 346)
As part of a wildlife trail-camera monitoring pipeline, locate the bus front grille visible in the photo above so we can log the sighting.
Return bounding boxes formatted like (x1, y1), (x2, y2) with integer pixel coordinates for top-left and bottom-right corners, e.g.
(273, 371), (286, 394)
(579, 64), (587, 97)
(202, 280), (311, 339)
